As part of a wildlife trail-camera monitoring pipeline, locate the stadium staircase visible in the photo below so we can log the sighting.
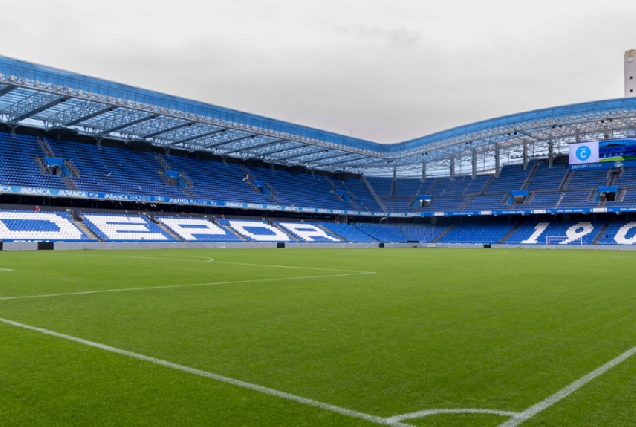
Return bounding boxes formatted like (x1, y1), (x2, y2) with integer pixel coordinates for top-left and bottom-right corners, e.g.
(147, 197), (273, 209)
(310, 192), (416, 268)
(361, 175), (387, 212)
(481, 175), (495, 193)
(608, 168), (622, 186)
(460, 195), (474, 211)
(315, 223), (348, 241)
(431, 223), (456, 243)
(73, 219), (101, 241)
(521, 162), (540, 190)
(213, 220), (248, 241)
(152, 218), (183, 241)
(497, 220), (523, 243)
(592, 221), (612, 245)
(559, 170), (574, 191)
(272, 223), (301, 241)
(37, 137), (55, 158)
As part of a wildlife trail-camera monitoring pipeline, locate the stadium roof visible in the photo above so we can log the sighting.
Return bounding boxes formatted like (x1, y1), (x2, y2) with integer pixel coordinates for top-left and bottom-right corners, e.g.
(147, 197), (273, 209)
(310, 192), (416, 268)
(2, 55), (636, 177)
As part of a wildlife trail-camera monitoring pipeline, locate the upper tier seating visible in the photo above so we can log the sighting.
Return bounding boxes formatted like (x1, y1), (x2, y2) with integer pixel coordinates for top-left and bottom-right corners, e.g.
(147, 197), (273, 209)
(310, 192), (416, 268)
(161, 156), (270, 204)
(0, 210), (92, 241)
(525, 164), (567, 191)
(49, 139), (185, 197)
(485, 162), (537, 194)
(248, 167), (352, 210)
(0, 133), (68, 189)
(566, 169), (608, 190)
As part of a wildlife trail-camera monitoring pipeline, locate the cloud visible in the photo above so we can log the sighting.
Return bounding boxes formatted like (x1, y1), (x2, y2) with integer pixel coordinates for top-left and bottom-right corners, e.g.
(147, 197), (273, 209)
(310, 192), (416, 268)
(334, 24), (421, 48)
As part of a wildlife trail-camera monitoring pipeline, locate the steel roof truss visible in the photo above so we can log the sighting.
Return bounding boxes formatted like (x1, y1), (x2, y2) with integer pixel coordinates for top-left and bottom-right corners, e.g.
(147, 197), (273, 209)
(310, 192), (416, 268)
(2, 91), (67, 123)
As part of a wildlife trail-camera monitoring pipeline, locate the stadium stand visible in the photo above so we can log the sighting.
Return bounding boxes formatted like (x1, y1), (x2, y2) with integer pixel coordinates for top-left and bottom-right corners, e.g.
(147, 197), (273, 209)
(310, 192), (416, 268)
(217, 219), (293, 242)
(246, 167), (352, 210)
(48, 138), (186, 197)
(353, 224), (409, 243)
(399, 224), (449, 242)
(596, 221), (636, 245)
(155, 216), (243, 242)
(435, 221), (516, 244)
(0, 133), (69, 190)
(504, 221), (604, 245)
(0, 210), (92, 241)
(276, 221), (342, 242)
(82, 213), (176, 241)
(317, 222), (378, 243)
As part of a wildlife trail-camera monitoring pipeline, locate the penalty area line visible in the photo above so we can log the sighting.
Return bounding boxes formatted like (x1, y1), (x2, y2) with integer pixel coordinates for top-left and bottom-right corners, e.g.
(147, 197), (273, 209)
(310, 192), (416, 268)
(497, 344), (636, 427)
(0, 317), (412, 427)
(0, 272), (375, 302)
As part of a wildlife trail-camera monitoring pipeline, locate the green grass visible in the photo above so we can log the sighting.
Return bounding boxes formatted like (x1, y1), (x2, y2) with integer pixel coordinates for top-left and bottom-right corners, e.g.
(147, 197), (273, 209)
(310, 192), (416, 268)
(1, 248), (635, 426)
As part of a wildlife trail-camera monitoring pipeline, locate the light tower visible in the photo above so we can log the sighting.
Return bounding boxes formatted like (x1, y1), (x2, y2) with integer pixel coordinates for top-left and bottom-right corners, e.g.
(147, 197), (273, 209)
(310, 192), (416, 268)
(626, 49), (636, 97)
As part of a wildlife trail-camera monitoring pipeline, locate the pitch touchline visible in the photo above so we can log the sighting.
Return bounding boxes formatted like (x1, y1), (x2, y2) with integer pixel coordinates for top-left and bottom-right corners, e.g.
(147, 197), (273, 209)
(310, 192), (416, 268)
(0, 272), (375, 302)
(0, 317), (412, 427)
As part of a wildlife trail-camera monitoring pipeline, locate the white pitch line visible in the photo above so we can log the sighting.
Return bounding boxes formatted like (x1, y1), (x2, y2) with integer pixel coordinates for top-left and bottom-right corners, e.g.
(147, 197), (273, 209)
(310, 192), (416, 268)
(0, 317), (412, 427)
(69, 254), (375, 274)
(498, 344), (636, 427)
(387, 408), (520, 422)
(0, 272), (375, 302)
(0, 268), (12, 272)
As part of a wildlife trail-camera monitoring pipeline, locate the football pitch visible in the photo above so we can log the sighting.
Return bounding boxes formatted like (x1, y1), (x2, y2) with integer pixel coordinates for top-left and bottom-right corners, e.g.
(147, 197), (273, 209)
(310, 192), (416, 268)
(0, 248), (635, 426)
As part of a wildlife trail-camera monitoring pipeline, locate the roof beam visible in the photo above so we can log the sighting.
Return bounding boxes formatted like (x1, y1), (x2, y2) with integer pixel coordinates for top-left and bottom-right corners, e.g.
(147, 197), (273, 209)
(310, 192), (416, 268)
(65, 105), (113, 126)
(260, 143), (304, 156)
(203, 134), (254, 149)
(275, 147), (327, 161)
(0, 84), (16, 97)
(317, 154), (367, 167)
(222, 138), (289, 155)
(143, 121), (193, 139)
(308, 151), (353, 164)
(170, 127), (226, 146)
(102, 114), (156, 134)
(11, 96), (67, 123)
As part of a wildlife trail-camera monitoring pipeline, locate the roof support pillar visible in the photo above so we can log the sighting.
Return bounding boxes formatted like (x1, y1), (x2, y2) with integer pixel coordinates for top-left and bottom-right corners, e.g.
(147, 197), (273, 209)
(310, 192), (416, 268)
(450, 156), (455, 181)
(575, 128), (581, 143)
(392, 167), (397, 197)
(522, 141), (529, 170)
(471, 150), (477, 178)
(495, 144), (501, 177)
(421, 161), (427, 181)
(548, 135), (554, 168)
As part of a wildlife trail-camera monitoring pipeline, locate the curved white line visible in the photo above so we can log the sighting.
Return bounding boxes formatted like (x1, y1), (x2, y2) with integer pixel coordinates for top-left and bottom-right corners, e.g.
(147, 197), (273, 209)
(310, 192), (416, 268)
(388, 408), (520, 422)
(497, 344), (636, 427)
(0, 317), (413, 427)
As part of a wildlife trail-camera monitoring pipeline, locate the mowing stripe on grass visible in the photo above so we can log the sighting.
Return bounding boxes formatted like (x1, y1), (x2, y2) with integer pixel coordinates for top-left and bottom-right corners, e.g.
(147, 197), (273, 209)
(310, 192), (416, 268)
(0, 272), (375, 302)
(387, 408), (520, 422)
(0, 317), (413, 427)
(498, 344), (636, 427)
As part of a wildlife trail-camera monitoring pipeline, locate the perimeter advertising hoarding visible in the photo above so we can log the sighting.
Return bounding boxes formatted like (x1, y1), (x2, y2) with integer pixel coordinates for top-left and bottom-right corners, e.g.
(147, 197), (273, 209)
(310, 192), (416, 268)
(569, 139), (636, 170)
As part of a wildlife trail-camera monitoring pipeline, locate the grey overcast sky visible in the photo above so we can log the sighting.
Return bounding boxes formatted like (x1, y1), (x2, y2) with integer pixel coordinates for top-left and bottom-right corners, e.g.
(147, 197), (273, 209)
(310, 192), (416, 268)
(0, 0), (633, 143)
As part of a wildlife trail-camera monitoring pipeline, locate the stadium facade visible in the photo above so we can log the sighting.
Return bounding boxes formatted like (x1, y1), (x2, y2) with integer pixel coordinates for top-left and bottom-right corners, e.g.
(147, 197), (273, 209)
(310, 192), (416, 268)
(2, 55), (636, 248)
